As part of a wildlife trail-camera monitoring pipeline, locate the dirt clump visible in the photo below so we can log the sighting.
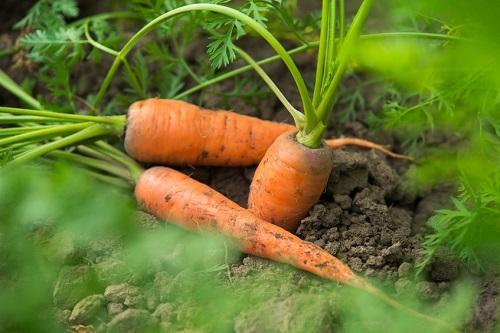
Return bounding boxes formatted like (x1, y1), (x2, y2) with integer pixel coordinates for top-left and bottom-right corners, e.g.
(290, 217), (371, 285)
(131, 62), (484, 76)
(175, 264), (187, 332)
(297, 148), (421, 283)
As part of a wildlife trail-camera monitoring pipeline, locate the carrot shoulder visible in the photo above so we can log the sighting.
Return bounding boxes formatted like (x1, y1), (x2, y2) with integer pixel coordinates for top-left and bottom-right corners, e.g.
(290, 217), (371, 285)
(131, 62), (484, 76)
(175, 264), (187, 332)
(135, 166), (357, 284)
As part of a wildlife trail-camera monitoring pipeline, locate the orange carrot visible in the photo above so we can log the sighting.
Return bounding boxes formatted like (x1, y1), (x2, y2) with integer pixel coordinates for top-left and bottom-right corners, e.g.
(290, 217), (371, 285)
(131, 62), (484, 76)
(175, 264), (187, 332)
(125, 98), (292, 166)
(124, 98), (411, 166)
(135, 166), (361, 285)
(134, 166), (459, 333)
(248, 131), (334, 232)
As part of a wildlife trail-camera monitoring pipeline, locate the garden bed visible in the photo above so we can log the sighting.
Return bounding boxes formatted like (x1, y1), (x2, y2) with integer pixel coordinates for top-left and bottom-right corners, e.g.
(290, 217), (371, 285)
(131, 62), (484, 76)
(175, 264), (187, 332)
(0, 1), (499, 332)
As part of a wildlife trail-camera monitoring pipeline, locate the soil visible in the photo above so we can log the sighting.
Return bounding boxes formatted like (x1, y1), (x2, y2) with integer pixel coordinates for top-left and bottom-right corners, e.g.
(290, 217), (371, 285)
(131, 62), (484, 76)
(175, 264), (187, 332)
(1, 2), (498, 333)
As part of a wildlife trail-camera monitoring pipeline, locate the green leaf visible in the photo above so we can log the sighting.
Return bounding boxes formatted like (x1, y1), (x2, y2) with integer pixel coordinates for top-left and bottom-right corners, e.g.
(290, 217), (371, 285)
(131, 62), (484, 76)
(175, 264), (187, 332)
(207, 33), (237, 69)
(15, 0), (78, 30)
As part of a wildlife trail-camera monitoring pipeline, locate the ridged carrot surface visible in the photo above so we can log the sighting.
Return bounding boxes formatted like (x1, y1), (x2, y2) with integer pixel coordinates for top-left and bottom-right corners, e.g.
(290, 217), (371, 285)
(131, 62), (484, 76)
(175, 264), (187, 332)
(124, 99), (292, 166)
(124, 98), (411, 167)
(135, 166), (358, 284)
(248, 132), (334, 232)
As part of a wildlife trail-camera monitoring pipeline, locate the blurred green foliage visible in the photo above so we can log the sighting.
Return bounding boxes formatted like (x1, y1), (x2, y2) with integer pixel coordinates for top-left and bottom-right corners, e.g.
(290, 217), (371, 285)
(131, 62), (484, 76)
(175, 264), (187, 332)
(353, 0), (500, 272)
(0, 163), (135, 332)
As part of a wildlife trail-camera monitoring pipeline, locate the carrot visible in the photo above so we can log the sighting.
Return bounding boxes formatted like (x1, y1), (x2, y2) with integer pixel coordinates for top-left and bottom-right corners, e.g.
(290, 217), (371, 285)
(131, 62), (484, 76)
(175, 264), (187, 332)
(124, 98), (411, 166)
(247, 131), (333, 232)
(135, 166), (459, 333)
(135, 166), (358, 284)
(247, 135), (411, 233)
(124, 98), (292, 166)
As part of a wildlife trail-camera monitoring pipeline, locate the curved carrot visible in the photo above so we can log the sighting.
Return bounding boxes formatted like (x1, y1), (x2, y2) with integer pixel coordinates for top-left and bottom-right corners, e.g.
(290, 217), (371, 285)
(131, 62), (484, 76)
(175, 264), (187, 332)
(135, 166), (459, 333)
(248, 132), (333, 232)
(124, 98), (412, 166)
(135, 166), (357, 284)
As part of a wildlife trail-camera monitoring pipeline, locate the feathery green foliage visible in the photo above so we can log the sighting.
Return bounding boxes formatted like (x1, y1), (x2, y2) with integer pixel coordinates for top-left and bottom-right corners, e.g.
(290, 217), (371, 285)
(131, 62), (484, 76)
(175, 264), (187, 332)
(419, 175), (500, 273)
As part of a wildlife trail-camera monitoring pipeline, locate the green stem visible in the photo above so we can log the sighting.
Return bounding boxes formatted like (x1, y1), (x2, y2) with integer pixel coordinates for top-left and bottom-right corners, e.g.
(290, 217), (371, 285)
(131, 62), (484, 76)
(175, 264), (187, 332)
(364, 31), (463, 41)
(0, 122), (93, 146)
(72, 167), (132, 189)
(0, 106), (126, 126)
(77, 145), (118, 164)
(92, 141), (144, 182)
(316, 0), (374, 125)
(0, 116), (75, 124)
(0, 125), (56, 136)
(93, 3), (314, 130)
(84, 15), (146, 98)
(84, 20), (119, 56)
(235, 47), (304, 128)
(339, 0), (345, 44)
(0, 68), (43, 110)
(175, 42), (314, 99)
(70, 11), (140, 28)
(48, 150), (132, 181)
(11, 124), (118, 165)
(312, 0), (332, 107)
(323, 0), (336, 92)
(0, 140), (37, 154)
(296, 122), (326, 148)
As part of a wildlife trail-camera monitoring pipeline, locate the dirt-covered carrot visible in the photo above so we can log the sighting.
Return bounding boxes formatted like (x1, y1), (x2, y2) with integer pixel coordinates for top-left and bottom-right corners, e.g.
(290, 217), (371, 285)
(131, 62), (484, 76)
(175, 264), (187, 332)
(135, 166), (358, 284)
(135, 166), (458, 333)
(124, 98), (411, 166)
(247, 0), (384, 232)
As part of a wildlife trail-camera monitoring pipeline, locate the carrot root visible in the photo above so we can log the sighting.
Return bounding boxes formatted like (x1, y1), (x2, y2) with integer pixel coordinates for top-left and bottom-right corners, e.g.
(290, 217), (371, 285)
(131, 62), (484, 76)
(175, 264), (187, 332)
(135, 166), (459, 333)
(124, 98), (293, 166)
(326, 137), (414, 161)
